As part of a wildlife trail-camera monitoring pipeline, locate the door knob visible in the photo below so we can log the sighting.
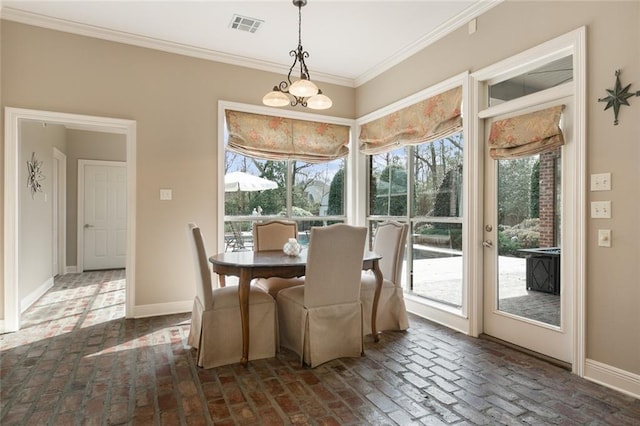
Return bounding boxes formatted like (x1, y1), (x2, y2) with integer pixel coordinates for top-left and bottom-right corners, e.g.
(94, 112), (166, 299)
(482, 239), (493, 248)
(84, 224), (94, 229)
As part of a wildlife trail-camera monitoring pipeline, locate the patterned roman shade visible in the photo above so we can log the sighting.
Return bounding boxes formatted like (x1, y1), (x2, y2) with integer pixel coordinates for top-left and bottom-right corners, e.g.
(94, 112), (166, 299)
(359, 86), (463, 155)
(488, 105), (565, 159)
(225, 110), (350, 163)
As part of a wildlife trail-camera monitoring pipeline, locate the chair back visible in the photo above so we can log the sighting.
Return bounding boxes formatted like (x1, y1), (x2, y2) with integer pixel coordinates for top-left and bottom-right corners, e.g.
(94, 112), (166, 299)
(304, 224), (367, 307)
(187, 223), (214, 307)
(253, 220), (298, 251)
(373, 221), (409, 286)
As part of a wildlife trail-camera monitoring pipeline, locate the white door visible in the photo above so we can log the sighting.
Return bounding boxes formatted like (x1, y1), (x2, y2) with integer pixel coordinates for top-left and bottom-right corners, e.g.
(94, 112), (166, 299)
(82, 161), (127, 270)
(483, 97), (573, 364)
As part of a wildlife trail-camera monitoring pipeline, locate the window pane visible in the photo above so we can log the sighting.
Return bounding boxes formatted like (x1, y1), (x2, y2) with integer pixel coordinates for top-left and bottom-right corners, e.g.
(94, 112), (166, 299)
(409, 221), (463, 307)
(489, 56), (573, 106)
(223, 220), (253, 252)
(224, 152), (286, 217)
(369, 147), (408, 216)
(413, 133), (463, 218)
(292, 159), (345, 217)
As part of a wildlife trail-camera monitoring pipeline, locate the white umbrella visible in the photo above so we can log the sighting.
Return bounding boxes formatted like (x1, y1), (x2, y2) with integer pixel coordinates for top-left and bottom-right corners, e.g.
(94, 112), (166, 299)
(224, 171), (278, 192)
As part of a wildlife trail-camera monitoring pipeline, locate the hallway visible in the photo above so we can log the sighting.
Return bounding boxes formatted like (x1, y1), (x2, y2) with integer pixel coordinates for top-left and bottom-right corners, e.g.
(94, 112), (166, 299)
(1, 270), (638, 424)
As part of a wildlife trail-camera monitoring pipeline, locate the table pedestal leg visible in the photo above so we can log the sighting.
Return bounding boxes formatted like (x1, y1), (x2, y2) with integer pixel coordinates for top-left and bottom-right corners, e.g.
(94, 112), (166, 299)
(238, 269), (251, 366)
(371, 260), (383, 342)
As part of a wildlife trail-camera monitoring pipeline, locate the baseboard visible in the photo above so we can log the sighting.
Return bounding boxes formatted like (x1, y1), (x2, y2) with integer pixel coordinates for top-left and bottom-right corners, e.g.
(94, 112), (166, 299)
(405, 295), (469, 335)
(65, 266), (78, 274)
(584, 358), (640, 399)
(0, 320), (5, 334)
(133, 300), (192, 318)
(20, 277), (54, 313)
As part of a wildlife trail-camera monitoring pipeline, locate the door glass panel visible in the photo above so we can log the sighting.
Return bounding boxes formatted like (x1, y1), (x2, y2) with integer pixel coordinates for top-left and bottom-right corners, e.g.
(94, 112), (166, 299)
(496, 149), (561, 326)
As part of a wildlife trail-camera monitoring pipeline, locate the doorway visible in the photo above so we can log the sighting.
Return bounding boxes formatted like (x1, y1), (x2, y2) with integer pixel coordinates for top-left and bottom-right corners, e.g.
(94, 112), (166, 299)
(470, 27), (586, 373)
(483, 97), (573, 363)
(3, 108), (137, 333)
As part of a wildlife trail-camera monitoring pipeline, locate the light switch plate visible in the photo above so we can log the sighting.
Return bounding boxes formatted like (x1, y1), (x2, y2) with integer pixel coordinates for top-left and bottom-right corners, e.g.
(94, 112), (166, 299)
(598, 229), (611, 247)
(590, 173), (611, 191)
(160, 189), (172, 201)
(591, 201), (611, 218)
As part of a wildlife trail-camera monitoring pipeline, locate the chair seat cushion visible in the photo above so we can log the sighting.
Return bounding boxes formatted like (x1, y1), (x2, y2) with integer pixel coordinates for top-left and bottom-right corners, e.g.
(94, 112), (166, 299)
(254, 277), (305, 298)
(210, 285), (274, 310)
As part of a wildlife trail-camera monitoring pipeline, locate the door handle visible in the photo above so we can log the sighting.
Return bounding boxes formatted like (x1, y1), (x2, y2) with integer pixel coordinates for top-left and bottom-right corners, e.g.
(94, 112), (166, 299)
(482, 239), (493, 248)
(84, 224), (94, 229)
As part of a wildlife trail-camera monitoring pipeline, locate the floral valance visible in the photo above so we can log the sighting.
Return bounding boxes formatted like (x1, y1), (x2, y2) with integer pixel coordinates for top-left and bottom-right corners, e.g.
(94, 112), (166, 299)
(359, 86), (463, 155)
(489, 105), (565, 159)
(225, 110), (350, 163)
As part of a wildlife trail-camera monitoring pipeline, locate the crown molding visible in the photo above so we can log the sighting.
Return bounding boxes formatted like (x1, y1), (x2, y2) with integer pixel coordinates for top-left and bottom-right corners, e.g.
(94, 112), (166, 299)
(1, 7), (355, 88)
(2, 1), (501, 89)
(354, 0), (502, 87)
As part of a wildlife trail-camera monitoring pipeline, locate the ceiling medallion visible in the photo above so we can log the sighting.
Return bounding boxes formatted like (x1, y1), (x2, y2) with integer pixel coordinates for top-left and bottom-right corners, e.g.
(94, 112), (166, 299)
(598, 69), (639, 125)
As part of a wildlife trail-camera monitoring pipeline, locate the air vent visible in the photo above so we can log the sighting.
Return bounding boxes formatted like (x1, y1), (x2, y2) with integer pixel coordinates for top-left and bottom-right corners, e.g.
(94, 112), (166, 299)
(229, 14), (263, 33)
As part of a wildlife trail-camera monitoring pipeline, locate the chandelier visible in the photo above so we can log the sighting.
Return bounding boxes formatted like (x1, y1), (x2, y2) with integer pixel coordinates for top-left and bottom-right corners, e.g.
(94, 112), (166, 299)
(262, 0), (332, 110)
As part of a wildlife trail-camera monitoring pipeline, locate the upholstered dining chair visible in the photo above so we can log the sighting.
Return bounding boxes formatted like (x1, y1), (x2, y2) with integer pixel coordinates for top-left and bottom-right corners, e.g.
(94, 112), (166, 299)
(252, 220), (305, 298)
(186, 223), (277, 368)
(361, 221), (410, 336)
(277, 224), (367, 367)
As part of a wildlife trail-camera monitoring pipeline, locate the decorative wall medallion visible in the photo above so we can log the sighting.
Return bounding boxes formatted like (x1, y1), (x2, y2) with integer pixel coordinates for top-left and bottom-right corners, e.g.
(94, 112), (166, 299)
(27, 152), (45, 198)
(598, 69), (639, 125)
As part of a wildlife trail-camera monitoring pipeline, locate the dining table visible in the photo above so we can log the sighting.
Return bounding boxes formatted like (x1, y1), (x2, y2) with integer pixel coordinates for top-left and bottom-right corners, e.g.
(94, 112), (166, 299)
(209, 249), (383, 366)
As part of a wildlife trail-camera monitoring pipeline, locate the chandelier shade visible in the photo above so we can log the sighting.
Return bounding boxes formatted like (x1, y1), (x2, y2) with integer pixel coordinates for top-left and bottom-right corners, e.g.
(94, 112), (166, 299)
(263, 0), (331, 110)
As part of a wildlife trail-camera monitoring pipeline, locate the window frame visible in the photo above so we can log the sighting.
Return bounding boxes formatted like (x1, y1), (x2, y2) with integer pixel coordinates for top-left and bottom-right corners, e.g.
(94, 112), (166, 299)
(217, 101), (356, 254)
(357, 72), (472, 331)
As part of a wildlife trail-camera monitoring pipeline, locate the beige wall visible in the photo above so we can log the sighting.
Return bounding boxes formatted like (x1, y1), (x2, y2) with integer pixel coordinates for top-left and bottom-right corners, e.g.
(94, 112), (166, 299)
(65, 129), (126, 266)
(1, 21), (355, 309)
(19, 121), (67, 306)
(357, 1), (640, 374)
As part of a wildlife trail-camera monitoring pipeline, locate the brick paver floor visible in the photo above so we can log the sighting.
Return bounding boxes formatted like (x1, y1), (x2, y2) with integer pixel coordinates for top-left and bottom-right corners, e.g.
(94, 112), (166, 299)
(1, 269), (638, 425)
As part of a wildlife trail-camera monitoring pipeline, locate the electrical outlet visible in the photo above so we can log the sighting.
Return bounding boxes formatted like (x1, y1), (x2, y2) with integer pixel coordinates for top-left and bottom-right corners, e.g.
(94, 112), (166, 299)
(591, 201), (611, 218)
(590, 173), (611, 191)
(598, 229), (611, 247)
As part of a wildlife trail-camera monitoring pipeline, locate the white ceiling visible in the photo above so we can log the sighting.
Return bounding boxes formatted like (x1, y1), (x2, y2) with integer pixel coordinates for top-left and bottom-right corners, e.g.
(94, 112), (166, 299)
(1, 0), (500, 87)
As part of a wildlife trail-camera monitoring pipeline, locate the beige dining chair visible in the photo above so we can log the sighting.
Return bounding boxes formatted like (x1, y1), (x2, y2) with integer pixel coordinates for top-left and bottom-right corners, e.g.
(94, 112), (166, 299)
(361, 221), (410, 336)
(186, 223), (277, 368)
(277, 224), (367, 368)
(252, 220), (305, 298)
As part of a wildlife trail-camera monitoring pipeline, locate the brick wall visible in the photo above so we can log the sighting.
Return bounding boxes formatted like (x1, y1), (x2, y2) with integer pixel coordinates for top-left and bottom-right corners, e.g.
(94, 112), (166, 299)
(538, 148), (561, 247)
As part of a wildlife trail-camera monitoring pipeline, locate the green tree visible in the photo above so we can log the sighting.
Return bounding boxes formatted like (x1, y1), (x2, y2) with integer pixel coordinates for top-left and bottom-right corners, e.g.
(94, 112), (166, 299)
(327, 168), (344, 215)
(375, 164), (407, 216)
(530, 159), (540, 218)
(497, 157), (536, 226)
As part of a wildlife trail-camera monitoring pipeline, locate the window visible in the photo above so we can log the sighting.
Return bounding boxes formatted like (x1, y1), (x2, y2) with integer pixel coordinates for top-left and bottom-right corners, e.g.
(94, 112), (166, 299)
(367, 132), (464, 307)
(222, 109), (348, 253)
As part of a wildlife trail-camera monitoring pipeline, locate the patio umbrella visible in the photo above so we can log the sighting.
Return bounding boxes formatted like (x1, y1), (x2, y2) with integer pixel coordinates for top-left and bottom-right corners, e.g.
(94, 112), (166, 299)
(224, 171), (278, 192)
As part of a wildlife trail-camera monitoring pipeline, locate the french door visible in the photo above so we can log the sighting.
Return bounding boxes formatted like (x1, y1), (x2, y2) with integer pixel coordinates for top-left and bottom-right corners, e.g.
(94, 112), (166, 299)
(482, 97), (573, 364)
